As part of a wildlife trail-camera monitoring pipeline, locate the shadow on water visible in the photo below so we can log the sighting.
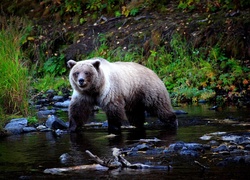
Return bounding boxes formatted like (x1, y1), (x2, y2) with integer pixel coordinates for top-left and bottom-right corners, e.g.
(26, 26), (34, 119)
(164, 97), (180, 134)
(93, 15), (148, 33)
(0, 104), (250, 179)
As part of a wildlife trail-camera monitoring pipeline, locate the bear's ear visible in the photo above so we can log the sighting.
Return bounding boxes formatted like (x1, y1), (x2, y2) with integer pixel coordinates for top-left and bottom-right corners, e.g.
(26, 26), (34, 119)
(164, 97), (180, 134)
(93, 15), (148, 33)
(67, 60), (77, 69)
(92, 60), (100, 70)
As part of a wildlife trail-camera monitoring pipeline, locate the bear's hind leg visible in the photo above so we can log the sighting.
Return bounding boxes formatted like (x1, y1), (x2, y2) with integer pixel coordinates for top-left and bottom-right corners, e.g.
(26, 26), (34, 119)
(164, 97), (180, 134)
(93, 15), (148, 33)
(126, 107), (145, 129)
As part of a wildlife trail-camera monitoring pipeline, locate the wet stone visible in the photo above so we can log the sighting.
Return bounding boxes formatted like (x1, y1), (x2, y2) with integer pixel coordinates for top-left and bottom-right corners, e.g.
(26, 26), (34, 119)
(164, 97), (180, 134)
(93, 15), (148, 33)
(168, 141), (185, 151)
(54, 100), (70, 108)
(135, 144), (150, 151)
(4, 118), (28, 134)
(184, 143), (203, 151)
(23, 127), (37, 133)
(218, 151), (230, 155)
(212, 144), (229, 152)
(37, 109), (56, 119)
(245, 144), (250, 150)
(36, 125), (47, 131)
(179, 149), (199, 157)
(45, 115), (68, 130)
(235, 137), (250, 145)
(228, 145), (237, 151)
(174, 110), (188, 115)
(209, 140), (220, 146)
(230, 149), (245, 155)
(202, 144), (211, 150)
(146, 148), (163, 155)
(52, 95), (64, 102)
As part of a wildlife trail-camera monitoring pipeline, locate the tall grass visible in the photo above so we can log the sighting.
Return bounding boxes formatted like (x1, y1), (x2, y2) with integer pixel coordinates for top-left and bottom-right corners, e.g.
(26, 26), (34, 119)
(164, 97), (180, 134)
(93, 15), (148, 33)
(0, 17), (31, 117)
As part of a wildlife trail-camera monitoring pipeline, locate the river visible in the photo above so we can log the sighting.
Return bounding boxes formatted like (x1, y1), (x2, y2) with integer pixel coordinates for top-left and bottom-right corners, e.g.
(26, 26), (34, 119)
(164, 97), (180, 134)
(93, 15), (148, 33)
(0, 104), (249, 179)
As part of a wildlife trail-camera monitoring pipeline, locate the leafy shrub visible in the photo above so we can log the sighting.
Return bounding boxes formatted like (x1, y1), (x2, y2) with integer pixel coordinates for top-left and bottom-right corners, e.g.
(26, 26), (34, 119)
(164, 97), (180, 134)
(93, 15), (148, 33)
(43, 54), (67, 76)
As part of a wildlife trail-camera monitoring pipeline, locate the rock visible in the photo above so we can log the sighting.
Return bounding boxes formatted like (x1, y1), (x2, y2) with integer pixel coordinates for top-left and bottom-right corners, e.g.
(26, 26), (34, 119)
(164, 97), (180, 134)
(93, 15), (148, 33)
(245, 144), (250, 150)
(200, 135), (212, 140)
(184, 143), (203, 151)
(52, 95), (64, 102)
(198, 99), (207, 103)
(54, 100), (70, 108)
(37, 109), (56, 118)
(36, 98), (49, 105)
(60, 153), (72, 164)
(46, 89), (55, 100)
(102, 121), (108, 127)
(23, 127), (37, 133)
(54, 129), (66, 136)
(168, 141), (185, 151)
(146, 148), (163, 155)
(36, 125), (47, 131)
(228, 145), (237, 151)
(45, 115), (68, 130)
(212, 144), (228, 152)
(4, 118), (28, 134)
(209, 140), (220, 146)
(230, 149), (245, 155)
(208, 105), (218, 110)
(222, 135), (242, 141)
(235, 137), (250, 145)
(135, 144), (150, 151)
(202, 144), (211, 150)
(179, 149), (199, 157)
(174, 110), (188, 115)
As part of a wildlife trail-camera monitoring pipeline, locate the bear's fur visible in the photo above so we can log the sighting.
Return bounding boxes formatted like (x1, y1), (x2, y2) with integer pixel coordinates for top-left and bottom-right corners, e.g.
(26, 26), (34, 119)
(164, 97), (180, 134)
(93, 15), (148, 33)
(67, 57), (177, 134)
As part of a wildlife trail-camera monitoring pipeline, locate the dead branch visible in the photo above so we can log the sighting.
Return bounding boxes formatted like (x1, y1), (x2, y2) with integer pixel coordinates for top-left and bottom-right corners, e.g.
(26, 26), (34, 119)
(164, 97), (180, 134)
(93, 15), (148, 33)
(86, 148), (172, 170)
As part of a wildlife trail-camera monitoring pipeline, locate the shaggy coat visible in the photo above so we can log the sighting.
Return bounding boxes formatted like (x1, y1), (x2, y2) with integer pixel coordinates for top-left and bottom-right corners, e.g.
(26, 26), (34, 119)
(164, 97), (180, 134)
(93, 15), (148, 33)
(67, 57), (177, 134)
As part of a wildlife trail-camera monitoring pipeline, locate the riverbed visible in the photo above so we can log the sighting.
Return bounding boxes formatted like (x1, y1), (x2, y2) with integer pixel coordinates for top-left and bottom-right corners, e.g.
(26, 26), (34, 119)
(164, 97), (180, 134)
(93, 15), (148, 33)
(0, 104), (250, 179)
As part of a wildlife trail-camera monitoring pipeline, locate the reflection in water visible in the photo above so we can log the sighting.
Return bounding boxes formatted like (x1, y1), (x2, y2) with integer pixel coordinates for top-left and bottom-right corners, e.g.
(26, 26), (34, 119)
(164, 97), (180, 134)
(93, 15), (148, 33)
(0, 104), (250, 179)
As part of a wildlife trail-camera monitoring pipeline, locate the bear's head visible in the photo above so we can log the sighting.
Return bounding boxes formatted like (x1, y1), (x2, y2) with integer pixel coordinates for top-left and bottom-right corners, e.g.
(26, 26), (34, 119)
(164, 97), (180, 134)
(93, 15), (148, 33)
(67, 59), (101, 93)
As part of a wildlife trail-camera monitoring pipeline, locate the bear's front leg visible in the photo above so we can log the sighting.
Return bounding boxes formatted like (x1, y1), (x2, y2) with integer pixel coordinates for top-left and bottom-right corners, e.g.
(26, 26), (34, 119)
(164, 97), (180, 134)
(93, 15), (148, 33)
(68, 100), (92, 132)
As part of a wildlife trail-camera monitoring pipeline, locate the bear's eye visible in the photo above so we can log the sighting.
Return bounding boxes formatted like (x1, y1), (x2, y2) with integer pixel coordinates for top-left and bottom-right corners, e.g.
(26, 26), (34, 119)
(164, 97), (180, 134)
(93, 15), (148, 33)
(85, 72), (90, 76)
(74, 72), (79, 77)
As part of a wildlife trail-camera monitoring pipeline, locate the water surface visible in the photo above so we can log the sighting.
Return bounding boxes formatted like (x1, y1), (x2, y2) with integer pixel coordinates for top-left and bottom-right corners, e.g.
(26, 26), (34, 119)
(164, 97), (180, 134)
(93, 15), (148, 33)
(0, 104), (249, 179)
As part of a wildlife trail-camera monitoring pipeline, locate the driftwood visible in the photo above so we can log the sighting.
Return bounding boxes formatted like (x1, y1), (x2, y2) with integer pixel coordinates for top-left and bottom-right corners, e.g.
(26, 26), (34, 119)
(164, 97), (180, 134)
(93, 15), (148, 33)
(87, 148), (171, 170)
(44, 147), (171, 175)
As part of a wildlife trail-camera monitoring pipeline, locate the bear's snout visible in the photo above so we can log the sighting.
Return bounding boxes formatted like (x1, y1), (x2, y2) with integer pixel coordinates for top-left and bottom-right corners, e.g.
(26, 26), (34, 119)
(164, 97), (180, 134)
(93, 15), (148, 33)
(78, 78), (85, 86)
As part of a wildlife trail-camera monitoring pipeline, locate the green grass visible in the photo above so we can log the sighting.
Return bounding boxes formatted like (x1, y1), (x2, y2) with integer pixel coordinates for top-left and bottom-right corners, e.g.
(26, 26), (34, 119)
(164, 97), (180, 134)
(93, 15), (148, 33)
(0, 17), (31, 129)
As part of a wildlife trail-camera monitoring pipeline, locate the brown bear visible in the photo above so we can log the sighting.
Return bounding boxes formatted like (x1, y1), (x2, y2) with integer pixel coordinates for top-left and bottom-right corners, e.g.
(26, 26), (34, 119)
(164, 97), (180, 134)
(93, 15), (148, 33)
(67, 57), (177, 134)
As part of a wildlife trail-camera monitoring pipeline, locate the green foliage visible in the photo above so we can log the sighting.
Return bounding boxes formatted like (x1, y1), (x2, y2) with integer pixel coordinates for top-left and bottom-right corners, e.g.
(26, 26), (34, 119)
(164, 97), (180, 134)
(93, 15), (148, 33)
(27, 116), (38, 125)
(0, 17), (31, 116)
(43, 54), (67, 76)
(130, 8), (139, 16)
(84, 32), (247, 103)
(64, 0), (83, 15)
(32, 75), (69, 93)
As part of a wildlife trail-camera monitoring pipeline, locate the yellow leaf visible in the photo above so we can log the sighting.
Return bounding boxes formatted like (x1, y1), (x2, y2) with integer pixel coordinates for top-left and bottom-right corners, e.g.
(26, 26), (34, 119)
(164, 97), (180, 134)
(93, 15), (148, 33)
(27, 37), (35, 41)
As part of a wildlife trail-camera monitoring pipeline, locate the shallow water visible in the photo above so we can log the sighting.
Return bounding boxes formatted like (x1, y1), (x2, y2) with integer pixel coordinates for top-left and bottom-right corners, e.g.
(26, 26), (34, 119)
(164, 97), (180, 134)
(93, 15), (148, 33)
(0, 104), (250, 179)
